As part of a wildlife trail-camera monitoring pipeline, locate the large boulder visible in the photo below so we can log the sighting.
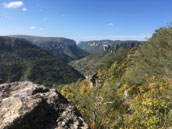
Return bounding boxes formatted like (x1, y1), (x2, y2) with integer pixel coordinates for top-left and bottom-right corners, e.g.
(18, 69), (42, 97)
(0, 81), (90, 129)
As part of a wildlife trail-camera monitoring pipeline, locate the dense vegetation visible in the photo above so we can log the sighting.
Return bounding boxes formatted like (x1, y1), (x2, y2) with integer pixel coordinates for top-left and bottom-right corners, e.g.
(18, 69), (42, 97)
(70, 51), (113, 76)
(0, 36), (84, 86)
(59, 25), (172, 128)
(11, 35), (89, 63)
(78, 40), (142, 53)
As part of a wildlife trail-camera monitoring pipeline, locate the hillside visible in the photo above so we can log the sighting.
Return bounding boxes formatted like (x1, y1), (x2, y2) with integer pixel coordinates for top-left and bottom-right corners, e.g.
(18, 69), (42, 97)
(60, 25), (172, 128)
(70, 51), (112, 76)
(78, 40), (142, 53)
(71, 42), (142, 76)
(10, 35), (89, 63)
(0, 36), (84, 86)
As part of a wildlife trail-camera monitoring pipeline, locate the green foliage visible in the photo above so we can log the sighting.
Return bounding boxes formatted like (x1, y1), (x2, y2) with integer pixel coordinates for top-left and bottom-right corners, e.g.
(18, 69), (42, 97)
(122, 25), (172, 85)
(60, 70), (124, 128)
(125, 77), (172, 128)
(104, 47), (129, 70)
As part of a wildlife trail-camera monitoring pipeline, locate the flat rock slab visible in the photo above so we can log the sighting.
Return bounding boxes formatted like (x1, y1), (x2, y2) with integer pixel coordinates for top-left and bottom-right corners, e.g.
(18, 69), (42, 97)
(0, 81), (90, 129)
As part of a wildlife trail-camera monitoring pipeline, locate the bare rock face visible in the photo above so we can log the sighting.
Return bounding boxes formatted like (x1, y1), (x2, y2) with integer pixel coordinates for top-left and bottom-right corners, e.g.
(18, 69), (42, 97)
(0, 81), (90, 129)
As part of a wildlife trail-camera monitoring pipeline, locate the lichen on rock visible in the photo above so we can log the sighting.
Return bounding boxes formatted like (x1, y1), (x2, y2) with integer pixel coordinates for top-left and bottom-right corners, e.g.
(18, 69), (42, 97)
(0, 81), (90, 129)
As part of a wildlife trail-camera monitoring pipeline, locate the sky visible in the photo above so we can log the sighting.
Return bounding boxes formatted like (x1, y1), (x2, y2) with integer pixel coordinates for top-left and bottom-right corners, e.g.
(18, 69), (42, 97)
(0, 0), (172, 42)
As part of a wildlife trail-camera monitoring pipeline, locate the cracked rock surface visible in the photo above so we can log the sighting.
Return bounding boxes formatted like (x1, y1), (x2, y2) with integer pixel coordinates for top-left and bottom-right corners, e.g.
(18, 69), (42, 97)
(0, 81), (90, 129)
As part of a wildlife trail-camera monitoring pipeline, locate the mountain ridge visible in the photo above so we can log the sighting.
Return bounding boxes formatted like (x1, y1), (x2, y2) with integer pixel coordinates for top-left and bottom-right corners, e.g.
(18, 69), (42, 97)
(10, 35), (89, 63)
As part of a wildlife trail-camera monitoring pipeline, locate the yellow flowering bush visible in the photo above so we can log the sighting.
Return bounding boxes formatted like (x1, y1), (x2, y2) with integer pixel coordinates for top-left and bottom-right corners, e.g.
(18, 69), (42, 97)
(126, 77), (172, 128)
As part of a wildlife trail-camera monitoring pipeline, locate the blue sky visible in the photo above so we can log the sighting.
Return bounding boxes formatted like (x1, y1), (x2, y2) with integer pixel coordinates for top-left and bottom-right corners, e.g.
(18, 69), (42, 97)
(0, 0), (172, 42)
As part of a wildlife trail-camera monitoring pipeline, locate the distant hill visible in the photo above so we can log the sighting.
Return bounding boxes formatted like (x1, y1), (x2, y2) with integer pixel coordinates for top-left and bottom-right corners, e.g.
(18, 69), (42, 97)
(0, 36), (84, 86)
(70, 51), (112, 76)
(72, 41), (143, 76)
(10, 35), (89, 63)
(78, 40), (142, 53)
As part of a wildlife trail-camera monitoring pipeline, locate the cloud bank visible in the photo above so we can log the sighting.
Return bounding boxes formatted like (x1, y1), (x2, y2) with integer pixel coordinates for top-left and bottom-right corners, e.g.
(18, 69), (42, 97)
(3, 1), (23, 8)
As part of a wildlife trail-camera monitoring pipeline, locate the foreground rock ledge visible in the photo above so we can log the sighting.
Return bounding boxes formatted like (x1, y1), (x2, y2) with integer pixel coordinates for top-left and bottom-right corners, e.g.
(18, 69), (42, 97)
(0, 81), (90, 129)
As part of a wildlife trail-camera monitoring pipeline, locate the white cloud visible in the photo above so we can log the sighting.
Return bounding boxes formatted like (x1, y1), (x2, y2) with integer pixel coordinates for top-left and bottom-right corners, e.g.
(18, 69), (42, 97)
(107, 23), (114, 27)
(22, 8), (27, 11)
(3, 1), (23, 8)
(30, 26), (36, 30)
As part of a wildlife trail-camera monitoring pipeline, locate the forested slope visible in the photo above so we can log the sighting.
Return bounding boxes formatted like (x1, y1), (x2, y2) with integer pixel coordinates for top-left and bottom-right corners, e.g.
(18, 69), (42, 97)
(60, 25), (172, 128)
(0, 37), (84, 86)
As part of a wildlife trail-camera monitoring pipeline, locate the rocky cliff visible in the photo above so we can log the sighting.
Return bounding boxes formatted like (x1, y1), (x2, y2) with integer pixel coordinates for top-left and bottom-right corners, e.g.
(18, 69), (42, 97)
(78, 40), (143, 53)
(0, 81), (90, 129)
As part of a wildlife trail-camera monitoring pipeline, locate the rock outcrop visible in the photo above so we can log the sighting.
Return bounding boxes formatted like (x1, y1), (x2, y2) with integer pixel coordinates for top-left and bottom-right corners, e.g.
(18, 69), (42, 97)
(0, 81), (90, 129)
(103, 45), (116, 53)
(89, 73), (98, 88)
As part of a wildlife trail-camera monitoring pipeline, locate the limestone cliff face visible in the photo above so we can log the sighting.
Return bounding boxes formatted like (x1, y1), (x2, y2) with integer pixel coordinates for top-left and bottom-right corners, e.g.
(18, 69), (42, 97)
(0, 81), (90, 129)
